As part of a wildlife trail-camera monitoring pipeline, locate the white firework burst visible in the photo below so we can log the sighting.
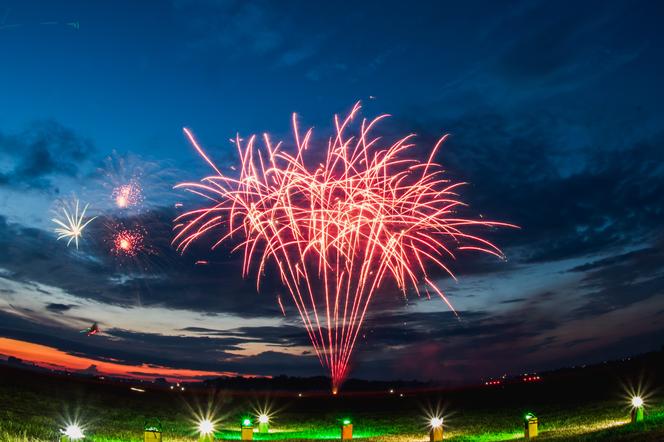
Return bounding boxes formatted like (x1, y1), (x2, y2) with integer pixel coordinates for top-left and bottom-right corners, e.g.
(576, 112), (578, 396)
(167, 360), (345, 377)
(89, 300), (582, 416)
(52, 199), (97, 249)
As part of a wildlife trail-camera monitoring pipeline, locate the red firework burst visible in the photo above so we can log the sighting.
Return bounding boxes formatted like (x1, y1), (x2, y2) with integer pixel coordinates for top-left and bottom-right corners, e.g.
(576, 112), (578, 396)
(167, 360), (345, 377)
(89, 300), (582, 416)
(112, 228), (145, 257)
(173, 103), (516, 392)
(112, 181), (143, 209)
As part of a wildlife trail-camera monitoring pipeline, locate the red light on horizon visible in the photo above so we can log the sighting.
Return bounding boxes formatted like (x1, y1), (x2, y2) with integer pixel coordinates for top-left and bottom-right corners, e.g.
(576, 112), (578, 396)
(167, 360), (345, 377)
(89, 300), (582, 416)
(522, 375), (541, 382)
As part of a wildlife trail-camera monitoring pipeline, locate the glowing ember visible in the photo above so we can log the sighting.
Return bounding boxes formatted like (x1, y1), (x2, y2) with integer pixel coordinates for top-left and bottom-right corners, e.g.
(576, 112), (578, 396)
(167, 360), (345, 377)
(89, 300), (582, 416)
(174, 103), (515, 391)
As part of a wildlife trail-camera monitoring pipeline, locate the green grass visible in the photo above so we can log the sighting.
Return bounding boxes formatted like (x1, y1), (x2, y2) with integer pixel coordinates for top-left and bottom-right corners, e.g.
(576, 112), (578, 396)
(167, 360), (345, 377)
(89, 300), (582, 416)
(1, 369), (663, 441)
(2, 398), (663, 441)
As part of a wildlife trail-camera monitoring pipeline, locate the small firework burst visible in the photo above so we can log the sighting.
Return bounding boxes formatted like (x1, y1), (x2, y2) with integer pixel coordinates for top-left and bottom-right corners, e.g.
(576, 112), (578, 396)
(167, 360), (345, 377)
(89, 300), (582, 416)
(52, 199), (97, 249)
(112, 181), (143, 209)
(111, 227), (145, 257)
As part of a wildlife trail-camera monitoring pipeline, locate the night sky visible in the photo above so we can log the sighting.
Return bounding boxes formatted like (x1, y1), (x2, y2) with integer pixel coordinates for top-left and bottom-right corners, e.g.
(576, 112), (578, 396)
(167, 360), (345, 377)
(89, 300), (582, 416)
(1, 0), (663, 384)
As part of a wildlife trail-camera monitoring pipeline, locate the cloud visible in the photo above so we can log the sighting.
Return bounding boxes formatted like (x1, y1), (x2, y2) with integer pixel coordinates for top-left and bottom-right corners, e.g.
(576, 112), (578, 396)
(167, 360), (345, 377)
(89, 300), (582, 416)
(393, 105), (664, 268)
(0, 307), (315, 377)
(496, 2), (635, 85)
(568, 243), (664, 319)
(0, 120), (94, 190)
(45, 303), (74, 313)
(0, 207), (283, 318)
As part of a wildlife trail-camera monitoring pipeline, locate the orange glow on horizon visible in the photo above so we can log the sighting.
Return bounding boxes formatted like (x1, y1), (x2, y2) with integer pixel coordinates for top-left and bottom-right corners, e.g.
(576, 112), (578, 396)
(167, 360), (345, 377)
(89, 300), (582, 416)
(0, 337), (259, 382)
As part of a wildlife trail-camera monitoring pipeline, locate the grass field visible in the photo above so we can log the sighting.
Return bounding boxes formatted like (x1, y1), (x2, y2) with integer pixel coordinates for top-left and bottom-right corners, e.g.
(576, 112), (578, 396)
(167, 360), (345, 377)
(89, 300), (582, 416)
(1, 356), (663, 442)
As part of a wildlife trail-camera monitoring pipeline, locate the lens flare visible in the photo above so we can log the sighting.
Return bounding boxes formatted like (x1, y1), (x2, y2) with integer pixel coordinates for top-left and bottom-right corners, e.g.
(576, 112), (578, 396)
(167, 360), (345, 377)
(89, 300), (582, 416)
(52, 199), (97, 249)
(621, 378), (653, 413)
(198, 419), (214, 435)
(430, 417), (443, 428)
(174, 103), (515, 391)
(61, 423), (85, 440)
(185, 397), (223, 440)
(252, 400), (279, 431)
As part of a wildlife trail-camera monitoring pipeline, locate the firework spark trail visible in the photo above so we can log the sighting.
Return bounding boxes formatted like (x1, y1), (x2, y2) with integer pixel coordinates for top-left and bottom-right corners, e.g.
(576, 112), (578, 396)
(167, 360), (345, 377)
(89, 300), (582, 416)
(52, 199), (97, 249)
(173, 103), (515, 392)
(277, 294), (286, 317)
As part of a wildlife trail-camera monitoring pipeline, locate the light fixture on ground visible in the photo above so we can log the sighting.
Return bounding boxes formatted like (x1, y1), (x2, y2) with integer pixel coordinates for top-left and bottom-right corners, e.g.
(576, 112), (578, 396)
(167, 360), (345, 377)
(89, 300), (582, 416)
(341, 418), (353, 441)
(429, 417), (444, 441)
(144, 419), (162, 442)
(198, 418), (214, 442)
(241, 418), (253, 441)
(60, 423), (85, 442)
(257, 414), (269, 434)
(631, 396), (644, 423)
(524, 412), (538, 439)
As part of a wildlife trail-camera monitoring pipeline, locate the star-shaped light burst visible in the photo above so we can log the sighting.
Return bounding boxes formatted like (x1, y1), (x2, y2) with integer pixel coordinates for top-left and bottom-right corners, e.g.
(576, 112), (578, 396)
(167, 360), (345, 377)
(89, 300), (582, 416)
(52, 199), (97, 249)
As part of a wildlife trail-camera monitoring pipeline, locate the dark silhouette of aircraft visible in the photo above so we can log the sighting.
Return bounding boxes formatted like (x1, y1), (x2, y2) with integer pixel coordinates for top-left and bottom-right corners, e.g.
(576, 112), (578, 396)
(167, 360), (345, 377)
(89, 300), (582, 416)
(80, 322), (99, 336)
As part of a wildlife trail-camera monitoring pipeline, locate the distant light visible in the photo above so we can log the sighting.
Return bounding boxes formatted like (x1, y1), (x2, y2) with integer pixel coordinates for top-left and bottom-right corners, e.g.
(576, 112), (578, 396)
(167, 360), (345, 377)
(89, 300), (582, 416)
(61, 424), (84, 440)
(181, 387), (185, 391)
(242, 418), (252, 427)
(632, 396), (644, 408)
(389, 389), (394, 394)
(130, 387), (145, 393)
(258, 414), (269, 424)
(198, 419), (214, 435)
(430, 417), (443, 428)
(298, 393), (302, 397)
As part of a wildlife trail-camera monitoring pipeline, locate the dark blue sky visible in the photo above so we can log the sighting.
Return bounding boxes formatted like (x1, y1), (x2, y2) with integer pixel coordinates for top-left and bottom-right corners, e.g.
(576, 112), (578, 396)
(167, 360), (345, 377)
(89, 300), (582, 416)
(0, 0), (663, 384)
